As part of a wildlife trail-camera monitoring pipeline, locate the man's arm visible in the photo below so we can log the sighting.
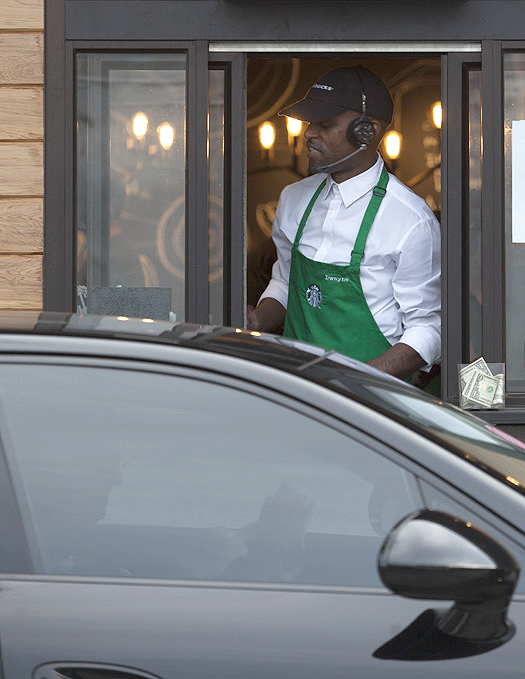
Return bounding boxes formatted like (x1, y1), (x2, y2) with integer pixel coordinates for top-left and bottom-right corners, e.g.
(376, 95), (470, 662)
(247, 297), (286, 332)
(367, 342), (425, 379)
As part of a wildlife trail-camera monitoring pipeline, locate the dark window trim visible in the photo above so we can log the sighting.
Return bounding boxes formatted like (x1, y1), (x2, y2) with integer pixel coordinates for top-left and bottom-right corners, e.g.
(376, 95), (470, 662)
(187, 39), (210, 323)
(481, 40), (505, 367)
(47, 37), (212, 324)
(441, 52), (482, 403)
(484, 41), (525, 406)
(494, 41), (525, 406)
(209, 53), (246, 327)
(44, 0), (69, 311)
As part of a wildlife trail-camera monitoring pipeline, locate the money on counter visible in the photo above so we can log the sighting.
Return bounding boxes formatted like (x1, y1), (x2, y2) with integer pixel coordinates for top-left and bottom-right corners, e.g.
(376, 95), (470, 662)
(459, 359), (504, 408)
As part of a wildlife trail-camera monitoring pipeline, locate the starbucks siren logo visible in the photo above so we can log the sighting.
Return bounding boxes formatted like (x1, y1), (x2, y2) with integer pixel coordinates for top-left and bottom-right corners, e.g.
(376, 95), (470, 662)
(306, 284), (322, 308)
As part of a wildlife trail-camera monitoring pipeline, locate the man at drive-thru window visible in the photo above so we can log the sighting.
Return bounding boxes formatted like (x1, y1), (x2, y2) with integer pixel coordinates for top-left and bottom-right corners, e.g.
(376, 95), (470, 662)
(247, 66), (441, 381)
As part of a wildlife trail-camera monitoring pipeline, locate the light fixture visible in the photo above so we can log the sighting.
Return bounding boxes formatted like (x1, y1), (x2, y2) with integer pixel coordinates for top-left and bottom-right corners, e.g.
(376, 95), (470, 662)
(132, 112), (148, 140)
(286, 117), (302, 137)
(259, 122), (276, 150)
(384, 130), (402, 160)
(432, 101), (442, 129)
(158, 123), (175, 150)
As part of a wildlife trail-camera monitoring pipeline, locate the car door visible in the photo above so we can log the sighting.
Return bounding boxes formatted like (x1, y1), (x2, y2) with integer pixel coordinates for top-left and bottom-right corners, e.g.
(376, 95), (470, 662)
(0, 351), (525, 679)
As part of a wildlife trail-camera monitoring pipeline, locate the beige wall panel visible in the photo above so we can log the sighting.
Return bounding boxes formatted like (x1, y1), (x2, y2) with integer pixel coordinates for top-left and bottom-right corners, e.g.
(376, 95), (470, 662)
(0, 254), (42, 308)
(0, 142), (43, 195)
(0, 34), (43, 84)
(0, 199), (42, 253)
(0, 88), (43, 140)
(0, 0), (44, 30)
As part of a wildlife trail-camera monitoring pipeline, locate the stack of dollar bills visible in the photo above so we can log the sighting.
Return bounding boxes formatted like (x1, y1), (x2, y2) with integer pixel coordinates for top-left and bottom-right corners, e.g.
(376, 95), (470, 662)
(459, 357), (504, 409)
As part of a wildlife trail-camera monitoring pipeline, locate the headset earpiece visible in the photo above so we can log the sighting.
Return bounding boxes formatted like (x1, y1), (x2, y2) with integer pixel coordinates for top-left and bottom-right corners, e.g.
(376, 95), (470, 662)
(346, 117), (376, 147)
(346, 66), (376, 149)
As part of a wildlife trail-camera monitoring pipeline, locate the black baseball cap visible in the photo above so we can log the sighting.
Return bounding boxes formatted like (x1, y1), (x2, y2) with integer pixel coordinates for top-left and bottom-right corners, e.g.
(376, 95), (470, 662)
(279, 66), (393, 124)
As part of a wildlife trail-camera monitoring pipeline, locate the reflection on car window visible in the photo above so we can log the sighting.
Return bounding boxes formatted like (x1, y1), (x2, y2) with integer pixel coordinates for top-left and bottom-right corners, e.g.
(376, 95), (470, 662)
(0, 362), (419, 585)
(363, 386), (525, 489)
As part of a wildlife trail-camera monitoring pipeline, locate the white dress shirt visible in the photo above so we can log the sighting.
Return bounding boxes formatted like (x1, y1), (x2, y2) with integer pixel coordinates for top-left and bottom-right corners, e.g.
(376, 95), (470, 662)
(259, 155), (441, 368)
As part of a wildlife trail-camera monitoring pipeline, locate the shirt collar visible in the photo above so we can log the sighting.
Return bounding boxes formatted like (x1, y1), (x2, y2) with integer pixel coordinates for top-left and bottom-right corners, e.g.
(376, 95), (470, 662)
(324, 154), (384, 208)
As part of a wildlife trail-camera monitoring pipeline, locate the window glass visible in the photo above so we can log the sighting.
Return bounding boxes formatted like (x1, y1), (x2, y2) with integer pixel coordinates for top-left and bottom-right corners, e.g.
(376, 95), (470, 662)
(468, 68), (482, 361)
(363, 384), (525, 487)
(0, 363), (419, 586)
(76, 53), (186, 322)
(208, 69), (225, 324)
(504, 53), (525, 391)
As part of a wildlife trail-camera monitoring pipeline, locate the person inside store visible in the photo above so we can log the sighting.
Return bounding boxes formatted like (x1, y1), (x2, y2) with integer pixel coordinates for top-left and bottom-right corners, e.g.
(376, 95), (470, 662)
(246, 66), (441, 381)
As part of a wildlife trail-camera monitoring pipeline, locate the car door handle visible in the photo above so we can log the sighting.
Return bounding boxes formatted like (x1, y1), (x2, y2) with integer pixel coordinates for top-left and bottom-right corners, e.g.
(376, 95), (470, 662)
(33, 662), (165, 679)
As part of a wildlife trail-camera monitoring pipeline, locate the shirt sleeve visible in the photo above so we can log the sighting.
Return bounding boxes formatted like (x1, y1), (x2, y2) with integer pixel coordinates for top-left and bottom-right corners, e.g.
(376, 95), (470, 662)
(392, 216), (441, 369)
(257, 186), (294, 309)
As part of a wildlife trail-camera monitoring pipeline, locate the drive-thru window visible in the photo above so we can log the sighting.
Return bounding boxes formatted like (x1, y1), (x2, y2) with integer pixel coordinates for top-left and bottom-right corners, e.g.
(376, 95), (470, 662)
(44, 0), (525, 425)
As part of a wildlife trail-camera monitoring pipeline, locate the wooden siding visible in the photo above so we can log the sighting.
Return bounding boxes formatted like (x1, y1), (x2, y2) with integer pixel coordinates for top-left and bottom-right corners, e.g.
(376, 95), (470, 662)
(0, 199), (43, 253)
(0, 34), (43, 85)
(0, 255), (42, 308)
(0, 142), (43, 195)
(0, 0), (44, 30)
(0, 88), (43, 140)
(0, 0), (44, 309)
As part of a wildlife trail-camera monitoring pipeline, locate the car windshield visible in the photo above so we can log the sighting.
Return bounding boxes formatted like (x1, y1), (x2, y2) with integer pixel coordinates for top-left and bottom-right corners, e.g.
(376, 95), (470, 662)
(352, 384), (525, 490)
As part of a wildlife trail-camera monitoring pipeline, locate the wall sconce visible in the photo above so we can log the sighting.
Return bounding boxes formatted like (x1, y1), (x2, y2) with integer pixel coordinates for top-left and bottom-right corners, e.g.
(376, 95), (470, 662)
(285, 117), (303, 172)
(286, 117), (302, 138)
(158, 123), (175, 150)
(259, 121), (276, 150)
(432, 101), (442, 129)
(384, 130), (402, 160)
(132, 112), (148, 140)
(259, 121), (276, 161)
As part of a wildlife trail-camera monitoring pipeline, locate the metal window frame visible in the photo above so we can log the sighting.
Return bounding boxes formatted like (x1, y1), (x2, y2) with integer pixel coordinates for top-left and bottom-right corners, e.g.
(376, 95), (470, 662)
(441, 52), (482, 402)
(45, 0), (70, 311)
(488, 40), (525, 405)
(209, 53), (246, 327)
(481, 40), (505, 367)
(47, 37), (211, 322)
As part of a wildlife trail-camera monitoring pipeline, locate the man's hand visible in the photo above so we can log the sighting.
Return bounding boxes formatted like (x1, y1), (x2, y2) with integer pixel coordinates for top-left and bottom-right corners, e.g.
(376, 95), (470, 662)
(367, 342), (425, 379)
(246, 298), (286, 333)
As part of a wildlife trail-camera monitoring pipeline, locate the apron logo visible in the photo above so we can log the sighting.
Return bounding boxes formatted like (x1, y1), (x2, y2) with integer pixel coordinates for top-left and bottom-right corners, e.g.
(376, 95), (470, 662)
(306, 284), (322, 308)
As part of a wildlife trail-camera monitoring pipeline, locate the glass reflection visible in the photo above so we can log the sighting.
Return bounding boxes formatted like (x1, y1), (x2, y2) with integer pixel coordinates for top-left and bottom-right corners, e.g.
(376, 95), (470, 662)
(504, 53), (525, 391)
(468, 69), (482, 361)
(76, 53), (186, 321)
(208, 70), (225, 324)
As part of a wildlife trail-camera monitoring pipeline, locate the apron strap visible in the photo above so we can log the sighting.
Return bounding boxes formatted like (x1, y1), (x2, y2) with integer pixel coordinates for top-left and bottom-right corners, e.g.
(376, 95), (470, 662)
(292, 178), (327, 250)
(349, 167), (389, 270)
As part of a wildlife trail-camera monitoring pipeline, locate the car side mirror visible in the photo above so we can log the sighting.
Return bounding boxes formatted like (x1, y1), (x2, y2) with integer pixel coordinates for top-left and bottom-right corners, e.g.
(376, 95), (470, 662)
(378, 510), (520, 642)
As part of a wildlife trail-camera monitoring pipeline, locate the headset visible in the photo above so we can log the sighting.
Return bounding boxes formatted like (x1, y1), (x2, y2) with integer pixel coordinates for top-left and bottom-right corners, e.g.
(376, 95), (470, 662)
(318, 66), (376, 173)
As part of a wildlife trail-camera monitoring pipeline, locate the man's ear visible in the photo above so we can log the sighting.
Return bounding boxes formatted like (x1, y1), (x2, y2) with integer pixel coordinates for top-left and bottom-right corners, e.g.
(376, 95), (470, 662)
(373, 120), (389, 146)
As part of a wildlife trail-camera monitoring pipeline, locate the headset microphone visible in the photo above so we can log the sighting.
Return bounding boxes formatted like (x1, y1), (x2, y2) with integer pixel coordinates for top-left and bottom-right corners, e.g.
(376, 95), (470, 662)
(317, 143), (367, 173)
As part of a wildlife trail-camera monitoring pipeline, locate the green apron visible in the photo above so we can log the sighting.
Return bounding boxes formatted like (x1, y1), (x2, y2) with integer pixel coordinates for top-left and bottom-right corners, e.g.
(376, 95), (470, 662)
(282, 167), (392, 363)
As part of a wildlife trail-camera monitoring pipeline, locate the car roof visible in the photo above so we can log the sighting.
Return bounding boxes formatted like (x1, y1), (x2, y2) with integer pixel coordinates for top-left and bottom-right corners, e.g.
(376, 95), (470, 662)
(3, 313), (525, 512)
(0, 311), (411, 394)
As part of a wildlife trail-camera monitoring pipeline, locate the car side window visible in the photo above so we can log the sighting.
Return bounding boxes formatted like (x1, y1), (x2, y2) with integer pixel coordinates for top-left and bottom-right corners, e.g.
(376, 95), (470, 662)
(0, 362), (421, 586)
